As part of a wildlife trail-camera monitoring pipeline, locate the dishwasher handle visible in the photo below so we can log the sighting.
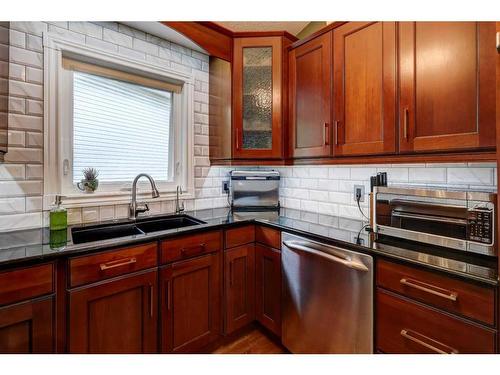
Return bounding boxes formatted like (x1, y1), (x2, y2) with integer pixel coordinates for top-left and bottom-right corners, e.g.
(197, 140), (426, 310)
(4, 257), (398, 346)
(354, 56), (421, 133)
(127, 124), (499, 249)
(283, 241), (369, 272)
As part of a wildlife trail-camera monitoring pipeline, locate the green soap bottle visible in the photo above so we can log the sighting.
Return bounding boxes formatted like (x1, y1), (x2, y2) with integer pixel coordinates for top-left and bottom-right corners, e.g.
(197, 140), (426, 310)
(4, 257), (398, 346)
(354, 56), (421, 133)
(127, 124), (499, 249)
(49, 195), (67, 231)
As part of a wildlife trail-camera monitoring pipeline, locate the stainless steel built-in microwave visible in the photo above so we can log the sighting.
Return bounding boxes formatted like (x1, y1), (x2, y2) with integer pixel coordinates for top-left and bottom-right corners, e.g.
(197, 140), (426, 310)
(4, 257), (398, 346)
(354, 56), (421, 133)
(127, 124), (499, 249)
(373, 186), (497, 256)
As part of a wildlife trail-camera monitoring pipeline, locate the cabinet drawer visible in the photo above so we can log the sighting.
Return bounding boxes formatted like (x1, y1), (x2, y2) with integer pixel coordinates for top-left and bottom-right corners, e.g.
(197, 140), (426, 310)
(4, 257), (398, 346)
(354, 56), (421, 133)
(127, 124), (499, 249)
(69, 242), (158, 288)
(161, 230), (221, 264)
(376, 259), (495, 325)
(225, 225), (255, 249)
(0, 263), (54, 306)
(255, 226), (281, 249)
(377, 290), (495, 354)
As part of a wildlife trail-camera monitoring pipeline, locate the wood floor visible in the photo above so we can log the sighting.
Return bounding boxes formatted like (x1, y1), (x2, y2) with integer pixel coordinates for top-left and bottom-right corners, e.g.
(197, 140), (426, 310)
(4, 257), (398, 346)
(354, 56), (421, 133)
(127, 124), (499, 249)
(211, 326), (288, 354)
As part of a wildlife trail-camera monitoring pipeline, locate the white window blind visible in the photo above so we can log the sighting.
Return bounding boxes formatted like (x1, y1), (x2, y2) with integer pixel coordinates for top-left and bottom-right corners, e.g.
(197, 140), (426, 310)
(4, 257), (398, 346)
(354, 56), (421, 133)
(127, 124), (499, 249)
(72, 71), (173, 184)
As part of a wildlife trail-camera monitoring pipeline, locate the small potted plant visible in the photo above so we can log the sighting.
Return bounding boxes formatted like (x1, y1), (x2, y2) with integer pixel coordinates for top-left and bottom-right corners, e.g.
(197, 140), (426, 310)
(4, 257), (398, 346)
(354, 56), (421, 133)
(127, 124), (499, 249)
(77, 167), (99, 193)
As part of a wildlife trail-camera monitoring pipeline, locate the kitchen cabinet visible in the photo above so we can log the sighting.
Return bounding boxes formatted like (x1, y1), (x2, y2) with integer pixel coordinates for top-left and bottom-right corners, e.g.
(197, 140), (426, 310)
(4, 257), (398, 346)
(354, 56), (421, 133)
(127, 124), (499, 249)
(0, 297), (54, 353)
(233, 36), (292, 159)
(399, 22), (496, 153)
(333, 22), (397, 156)
(255, 244), (281, 336)
(224, 244), (255, 334)
(0, 263), (55, 354)
(376, 259), (496, 354)
(160, 252), (221, 353)
(377, 290), (495, 354)
(289, 32), (332, 158)
(68, 269), (158, 353)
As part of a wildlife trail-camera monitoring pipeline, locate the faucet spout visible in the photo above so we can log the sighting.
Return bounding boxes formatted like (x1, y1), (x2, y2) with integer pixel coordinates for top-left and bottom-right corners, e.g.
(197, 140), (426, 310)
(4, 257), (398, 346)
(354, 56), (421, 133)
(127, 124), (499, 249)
(129, 174), (160, 219)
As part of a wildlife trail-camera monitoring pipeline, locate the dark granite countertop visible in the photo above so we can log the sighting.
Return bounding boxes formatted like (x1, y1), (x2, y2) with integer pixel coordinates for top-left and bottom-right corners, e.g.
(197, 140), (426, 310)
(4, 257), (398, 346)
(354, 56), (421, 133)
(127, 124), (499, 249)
(0, 207), (497, 286)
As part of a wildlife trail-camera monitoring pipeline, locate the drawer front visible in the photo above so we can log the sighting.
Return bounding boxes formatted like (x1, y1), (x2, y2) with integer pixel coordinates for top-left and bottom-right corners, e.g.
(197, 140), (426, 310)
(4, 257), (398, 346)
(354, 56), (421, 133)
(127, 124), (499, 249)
(377, 290), (495, 354)
(255, 226), (281, 249)
(225, 225), (255, 249)
(0, 263), (54, 306)
(70, 242), (158, 288)
(161, 230), (221, 264)
(376, 259), (495, 325)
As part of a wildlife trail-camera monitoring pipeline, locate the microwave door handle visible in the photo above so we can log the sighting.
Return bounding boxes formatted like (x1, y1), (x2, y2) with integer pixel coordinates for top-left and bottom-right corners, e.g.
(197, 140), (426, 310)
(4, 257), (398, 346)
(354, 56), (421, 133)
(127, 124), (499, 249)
(283, 241), (369, 272)
(391, 211), (468, 225)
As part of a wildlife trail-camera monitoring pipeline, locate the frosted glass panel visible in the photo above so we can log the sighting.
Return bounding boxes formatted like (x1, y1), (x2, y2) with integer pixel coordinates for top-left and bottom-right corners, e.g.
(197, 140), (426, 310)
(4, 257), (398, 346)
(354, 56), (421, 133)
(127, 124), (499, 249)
(242, 47), (272, 149)
(73, 71), (172, 183)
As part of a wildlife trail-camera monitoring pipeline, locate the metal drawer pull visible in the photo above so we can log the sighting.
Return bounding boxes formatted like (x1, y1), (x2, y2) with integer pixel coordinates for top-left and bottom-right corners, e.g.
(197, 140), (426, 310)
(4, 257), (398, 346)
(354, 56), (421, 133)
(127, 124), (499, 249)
(400, 329), (458, 354)
(334, 120), (339, 145)
(392, 211), (468, 225)
(324, 123), (329, 145)
(181, 243), (206, 257)
(400, 278), (458, 301)
(99, 257), (137, 271)
(166, 281), (172, 310)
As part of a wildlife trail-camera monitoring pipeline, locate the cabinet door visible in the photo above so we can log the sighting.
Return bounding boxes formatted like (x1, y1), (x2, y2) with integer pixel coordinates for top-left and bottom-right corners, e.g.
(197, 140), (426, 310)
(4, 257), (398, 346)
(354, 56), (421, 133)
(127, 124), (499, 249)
(0, 297), (53, 353)
(161, 253), (221, 353)
(224, 244), (255, 334)
(233, 37), (283, 159)
(399, 22), (496, 152)
(333, 22), (397, 156)
(68, 269), (157, 353)
(289, 32), (332, 158)
(255, 244), (281, 336)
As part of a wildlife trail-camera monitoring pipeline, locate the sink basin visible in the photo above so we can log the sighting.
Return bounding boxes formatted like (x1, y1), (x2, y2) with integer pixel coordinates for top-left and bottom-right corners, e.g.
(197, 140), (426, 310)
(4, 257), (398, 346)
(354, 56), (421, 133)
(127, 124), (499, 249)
(136, 214), (205, 234)
(71, 223), (145, 244)
(70, 214), (205, 244)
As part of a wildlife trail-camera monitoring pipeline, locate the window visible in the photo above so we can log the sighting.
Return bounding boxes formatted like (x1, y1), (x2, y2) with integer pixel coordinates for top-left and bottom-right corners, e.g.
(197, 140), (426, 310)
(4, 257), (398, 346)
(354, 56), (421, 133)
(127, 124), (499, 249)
(72, 72), (173, 184)
(43, 33), (195, 207)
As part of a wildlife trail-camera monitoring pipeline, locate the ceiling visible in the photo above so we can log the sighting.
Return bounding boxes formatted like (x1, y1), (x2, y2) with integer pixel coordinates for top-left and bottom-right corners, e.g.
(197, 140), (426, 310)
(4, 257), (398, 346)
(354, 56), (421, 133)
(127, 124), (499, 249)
(216, 22), (310, 36)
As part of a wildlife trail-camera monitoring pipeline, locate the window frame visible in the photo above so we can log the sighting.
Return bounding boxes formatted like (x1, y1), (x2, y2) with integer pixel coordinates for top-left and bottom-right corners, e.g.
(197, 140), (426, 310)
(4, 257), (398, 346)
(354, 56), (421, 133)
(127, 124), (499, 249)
(43, 32), (195, 210)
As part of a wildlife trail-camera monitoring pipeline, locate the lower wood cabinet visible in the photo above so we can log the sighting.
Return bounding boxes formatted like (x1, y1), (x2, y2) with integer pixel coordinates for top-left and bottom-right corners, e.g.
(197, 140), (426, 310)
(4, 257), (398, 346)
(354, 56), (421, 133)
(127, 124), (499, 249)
(0, 297), (54, 353)
(224, 244), (255, 334)
(377, 290), (495, 354)
(160, 252), (221, 353)
(255, 244), (281, 336)
(68, 269), (158, 353)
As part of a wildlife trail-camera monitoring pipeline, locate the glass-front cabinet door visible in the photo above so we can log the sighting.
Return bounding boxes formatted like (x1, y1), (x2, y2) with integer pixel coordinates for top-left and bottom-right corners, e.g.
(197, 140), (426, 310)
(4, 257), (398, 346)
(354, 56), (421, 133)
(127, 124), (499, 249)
(233, 37), (283, 159)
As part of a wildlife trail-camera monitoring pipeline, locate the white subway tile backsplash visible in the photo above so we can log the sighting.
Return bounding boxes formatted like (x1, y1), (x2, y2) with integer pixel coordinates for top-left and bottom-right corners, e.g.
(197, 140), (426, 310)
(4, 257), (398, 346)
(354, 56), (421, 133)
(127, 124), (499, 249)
(10, 46), (43, 68)
(82, 206), (99, 223)
(0, 164), (25, 180)
(9, 80), (43, 99)
(10, 22), (47, 36)
(0, 212), (42, 231)
(10, 29), (26, 48)
(103, 28), (133, 48)
(0, 197), (25, 214)
(447, 168), (494, 185)
(85, 36), (119, 52)
(408, 167), (447, 184)
(25, 196), (42, 212)
(0, 180), (42, 197)
(69, 22), (103, 39)
(26, 35), (43, 53)
(8, 130), (25, 147)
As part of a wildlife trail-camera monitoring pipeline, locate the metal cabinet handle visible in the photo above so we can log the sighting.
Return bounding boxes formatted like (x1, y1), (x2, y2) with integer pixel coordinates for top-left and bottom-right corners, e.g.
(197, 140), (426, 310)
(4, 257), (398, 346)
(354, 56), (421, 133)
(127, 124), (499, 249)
(283, 241), (368, 272)
(149, 284), (154, 318)
(400, 329), (458, 354)
(99, 257), (137, 271)
(403, 108), (409, 140)
(166, 280), (171, 310)
(229, 261), (233, 286)
(235, 128), (240, 150)
(324, 123), (330, 145)
(334, 120), (340, 145)
(496, 32), (500, 53)
(400, 278), (458, 301)
(181, 243), (206, 257)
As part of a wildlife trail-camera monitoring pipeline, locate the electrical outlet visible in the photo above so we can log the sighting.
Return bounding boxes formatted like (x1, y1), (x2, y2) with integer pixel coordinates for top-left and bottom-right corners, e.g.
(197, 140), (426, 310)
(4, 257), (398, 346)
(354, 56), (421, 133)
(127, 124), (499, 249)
(222, 180), (229, 194)
(353, 185), (365, 202)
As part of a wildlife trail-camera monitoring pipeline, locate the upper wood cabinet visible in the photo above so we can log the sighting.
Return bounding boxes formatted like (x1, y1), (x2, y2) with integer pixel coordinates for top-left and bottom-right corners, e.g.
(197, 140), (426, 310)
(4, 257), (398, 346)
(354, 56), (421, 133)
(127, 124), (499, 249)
(289, 32), (332, 158)
(399, 22), (496, 153)
(333, 22), (397, 156)
(233, 36), (291, 159)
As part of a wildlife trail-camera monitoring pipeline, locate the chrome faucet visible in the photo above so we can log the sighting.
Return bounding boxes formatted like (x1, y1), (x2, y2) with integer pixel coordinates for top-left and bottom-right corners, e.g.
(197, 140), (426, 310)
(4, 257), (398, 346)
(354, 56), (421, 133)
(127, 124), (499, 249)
(175, 185), (184, 214)
(129, 173), (160, 219)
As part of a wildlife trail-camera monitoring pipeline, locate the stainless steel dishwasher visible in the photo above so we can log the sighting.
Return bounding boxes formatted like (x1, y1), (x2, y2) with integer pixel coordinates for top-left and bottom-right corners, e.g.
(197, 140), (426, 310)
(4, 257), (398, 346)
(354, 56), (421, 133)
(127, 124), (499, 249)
(282, 232), (373, 353)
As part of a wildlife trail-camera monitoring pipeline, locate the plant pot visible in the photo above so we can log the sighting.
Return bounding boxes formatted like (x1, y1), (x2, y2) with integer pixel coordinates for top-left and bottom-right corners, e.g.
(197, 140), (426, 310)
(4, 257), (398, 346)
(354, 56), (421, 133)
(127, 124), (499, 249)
(77, 179), (99, 193)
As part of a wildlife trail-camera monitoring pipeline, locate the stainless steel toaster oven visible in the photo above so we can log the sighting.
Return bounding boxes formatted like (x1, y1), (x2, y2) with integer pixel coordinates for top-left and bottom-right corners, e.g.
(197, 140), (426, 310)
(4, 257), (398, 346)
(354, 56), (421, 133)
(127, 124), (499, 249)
(230, 170), (280, 210)
(373, 186), (497, 256)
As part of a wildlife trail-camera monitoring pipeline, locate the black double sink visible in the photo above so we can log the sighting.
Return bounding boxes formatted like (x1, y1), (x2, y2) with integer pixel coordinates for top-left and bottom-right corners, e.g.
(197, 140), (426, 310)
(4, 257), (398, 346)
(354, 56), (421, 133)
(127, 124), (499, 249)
(71, 214), (206, 244)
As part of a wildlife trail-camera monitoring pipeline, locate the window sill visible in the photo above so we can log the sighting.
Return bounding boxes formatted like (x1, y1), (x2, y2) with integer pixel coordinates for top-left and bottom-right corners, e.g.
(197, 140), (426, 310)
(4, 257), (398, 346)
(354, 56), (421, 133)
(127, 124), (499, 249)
(43, 190), (194, 210)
